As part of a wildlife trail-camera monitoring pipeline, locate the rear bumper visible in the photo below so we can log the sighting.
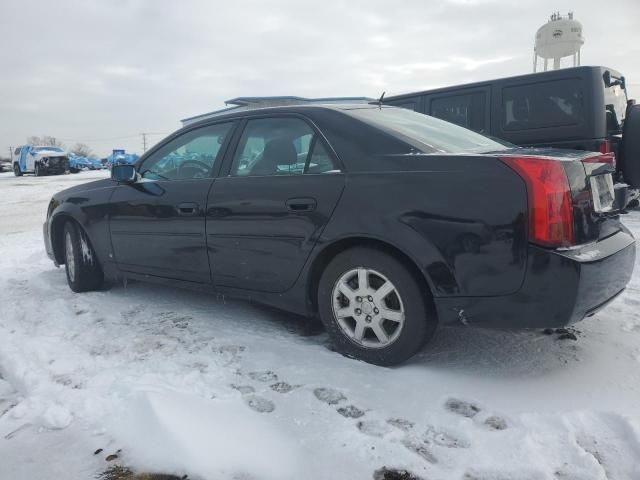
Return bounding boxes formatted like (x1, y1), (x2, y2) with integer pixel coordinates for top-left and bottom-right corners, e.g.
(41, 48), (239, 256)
(435, 227), (636, 328)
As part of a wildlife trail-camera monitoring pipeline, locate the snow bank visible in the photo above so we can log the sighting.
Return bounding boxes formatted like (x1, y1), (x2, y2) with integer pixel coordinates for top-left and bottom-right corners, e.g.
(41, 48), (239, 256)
(1, 172), (639, 480)
(110, 391), (301, 479)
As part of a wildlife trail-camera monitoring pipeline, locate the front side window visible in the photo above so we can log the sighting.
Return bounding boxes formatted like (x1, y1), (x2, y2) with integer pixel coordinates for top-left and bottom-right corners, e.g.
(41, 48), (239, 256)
(430, 92), (486, 133)
(229, 117), (338, 176)
(140, 122), (233, 181)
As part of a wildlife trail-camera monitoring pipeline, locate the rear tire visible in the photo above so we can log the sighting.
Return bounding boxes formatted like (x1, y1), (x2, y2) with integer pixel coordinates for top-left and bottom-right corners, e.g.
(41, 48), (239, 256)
(620, 104), (640, 189)
(317, 247), (436, 366)
(13, 164), (22, 177)
(34, 163), (42, 176)
(63, 222), (104, 292)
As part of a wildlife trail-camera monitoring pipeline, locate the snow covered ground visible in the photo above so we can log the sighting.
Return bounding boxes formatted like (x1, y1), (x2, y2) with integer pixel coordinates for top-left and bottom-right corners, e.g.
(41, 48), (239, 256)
(1, 170), (639, 480)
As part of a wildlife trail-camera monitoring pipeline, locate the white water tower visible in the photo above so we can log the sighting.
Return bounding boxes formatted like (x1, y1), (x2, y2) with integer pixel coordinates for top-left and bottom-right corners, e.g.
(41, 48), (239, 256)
(533, 12), (584, 72)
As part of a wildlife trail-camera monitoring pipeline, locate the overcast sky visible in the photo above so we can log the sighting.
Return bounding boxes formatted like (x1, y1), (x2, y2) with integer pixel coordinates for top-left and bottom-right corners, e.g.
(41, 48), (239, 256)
(1, 0), (639, 157)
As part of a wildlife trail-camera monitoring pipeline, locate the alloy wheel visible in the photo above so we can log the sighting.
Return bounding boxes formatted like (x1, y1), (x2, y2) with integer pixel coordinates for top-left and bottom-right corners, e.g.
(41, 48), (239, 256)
(331, 267), (406, 349)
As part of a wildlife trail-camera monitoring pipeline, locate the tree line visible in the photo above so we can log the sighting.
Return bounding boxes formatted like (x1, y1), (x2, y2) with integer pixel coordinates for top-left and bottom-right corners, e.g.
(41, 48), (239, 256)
(24, 136), (95, 157)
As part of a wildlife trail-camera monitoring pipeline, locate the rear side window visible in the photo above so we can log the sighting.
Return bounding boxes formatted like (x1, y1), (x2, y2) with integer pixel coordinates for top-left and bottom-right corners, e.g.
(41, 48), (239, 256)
(430, 92), (486, 133)
(392, 101), (418, 111)
(502, 79), (584, 131)
(14, 147), (21, 155)
(229, 117), (338, 176)
(386, 97), (420, 112)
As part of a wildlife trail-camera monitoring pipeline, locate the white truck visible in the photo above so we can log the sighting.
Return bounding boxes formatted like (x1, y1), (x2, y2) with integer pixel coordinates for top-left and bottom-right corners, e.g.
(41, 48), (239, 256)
(12, 145), (70, 176)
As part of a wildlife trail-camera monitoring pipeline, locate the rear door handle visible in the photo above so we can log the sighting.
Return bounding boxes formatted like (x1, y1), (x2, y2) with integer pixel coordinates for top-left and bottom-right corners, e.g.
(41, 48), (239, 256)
(285, 197), (317, 212)
(177, 202), (199, 216)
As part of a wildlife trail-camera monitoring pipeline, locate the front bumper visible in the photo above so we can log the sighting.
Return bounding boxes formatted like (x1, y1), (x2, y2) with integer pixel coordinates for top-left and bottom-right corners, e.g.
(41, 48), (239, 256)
(435, 226), (636, 328)
(39, 157), (69, 174)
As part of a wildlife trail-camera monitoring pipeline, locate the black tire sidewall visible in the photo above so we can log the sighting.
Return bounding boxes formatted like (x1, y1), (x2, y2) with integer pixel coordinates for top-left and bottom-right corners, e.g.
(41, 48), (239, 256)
(317, 247), (436, 366)
(13, 164), (22, 177)
(63, 222), (103, 292)
(621, 105), (640, 188)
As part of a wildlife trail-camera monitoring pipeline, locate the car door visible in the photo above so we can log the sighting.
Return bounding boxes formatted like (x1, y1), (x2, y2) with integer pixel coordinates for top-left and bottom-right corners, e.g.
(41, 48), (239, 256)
(207, 115), (345, 293)
(109, 121), (235, 283)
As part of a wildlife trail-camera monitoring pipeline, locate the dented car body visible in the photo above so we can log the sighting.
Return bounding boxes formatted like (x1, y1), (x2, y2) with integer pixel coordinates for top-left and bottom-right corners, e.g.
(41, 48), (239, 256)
(13, 145), (70, 176)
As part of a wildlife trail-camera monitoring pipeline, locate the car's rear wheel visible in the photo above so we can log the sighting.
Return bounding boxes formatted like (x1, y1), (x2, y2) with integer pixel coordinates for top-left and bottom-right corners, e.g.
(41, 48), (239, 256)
(63, 222), (104, 292)
(620, 104), (640, 189)
(34, 163), (42, 176)
(317, 247), (436, 366)
(13, 164), (22, 177)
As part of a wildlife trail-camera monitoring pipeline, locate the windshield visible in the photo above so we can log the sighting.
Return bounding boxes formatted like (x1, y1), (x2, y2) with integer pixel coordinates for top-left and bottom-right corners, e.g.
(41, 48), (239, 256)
(34, 146), (64, 153)
(343, 106), (508, 154)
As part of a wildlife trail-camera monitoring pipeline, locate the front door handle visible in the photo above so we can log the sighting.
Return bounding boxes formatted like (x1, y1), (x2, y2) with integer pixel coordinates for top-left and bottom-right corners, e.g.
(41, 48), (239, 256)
(285, 197), (317, 212)
(177, 202), (199, 216)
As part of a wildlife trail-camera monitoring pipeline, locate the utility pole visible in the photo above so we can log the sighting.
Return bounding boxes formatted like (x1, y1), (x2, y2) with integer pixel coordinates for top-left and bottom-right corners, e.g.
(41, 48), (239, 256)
(141, 133), (148, 153)
(9, 146), (13, 162)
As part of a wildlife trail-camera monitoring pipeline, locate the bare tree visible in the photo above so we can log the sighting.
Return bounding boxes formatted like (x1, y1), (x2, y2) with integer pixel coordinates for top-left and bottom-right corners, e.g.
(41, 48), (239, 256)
(27, 135), (65, 148)
(69, 142), (94, 157)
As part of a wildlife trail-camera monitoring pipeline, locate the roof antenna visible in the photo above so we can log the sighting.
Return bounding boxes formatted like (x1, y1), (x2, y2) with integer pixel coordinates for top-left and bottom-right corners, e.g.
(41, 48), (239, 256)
(377, 91), (386, 109)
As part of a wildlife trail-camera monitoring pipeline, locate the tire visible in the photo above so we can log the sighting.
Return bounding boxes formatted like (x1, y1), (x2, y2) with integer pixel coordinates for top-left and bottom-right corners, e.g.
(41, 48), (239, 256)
(13, 163), (22, 177)
(317, 247), (436, 366)
(63, 222), (104, 292)
(34, 163), (42, 177)
(620, 104), (640, 189)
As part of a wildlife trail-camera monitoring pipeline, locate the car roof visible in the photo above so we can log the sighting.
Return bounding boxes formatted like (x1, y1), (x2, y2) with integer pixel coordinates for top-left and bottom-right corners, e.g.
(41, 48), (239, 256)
(183, 103), (384, 128)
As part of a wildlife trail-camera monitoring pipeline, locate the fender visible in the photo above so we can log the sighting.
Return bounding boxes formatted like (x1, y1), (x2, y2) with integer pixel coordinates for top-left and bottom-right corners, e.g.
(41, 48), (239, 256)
(48, 179), (116, 270)
(294, 166), (528, 312)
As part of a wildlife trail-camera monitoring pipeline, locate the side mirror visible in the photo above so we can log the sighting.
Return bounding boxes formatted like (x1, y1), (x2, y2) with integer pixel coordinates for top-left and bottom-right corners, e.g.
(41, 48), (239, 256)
(111, 164), (138, 183)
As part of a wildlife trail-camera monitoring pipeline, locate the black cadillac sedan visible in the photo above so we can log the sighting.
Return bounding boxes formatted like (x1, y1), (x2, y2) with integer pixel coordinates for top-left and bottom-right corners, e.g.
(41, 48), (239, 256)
(43, 105), (636, 365)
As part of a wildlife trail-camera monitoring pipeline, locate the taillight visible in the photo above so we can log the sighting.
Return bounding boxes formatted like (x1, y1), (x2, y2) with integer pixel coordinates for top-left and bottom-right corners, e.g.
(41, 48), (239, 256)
(598, 139), (611, 154)
(500, 156), (574, 248)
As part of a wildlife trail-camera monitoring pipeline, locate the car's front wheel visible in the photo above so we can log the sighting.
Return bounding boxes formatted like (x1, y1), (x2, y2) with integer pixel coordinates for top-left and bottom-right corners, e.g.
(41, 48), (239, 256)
(317, 247), (436, 366)
(13, 163), (22, 177)
(63, 222), (104, 292)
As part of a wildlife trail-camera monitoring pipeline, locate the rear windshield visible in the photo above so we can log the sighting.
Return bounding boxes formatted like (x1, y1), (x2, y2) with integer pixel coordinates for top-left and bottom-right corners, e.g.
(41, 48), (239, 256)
(603, 72), (627, 132)
(343, 107), (507, 154)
